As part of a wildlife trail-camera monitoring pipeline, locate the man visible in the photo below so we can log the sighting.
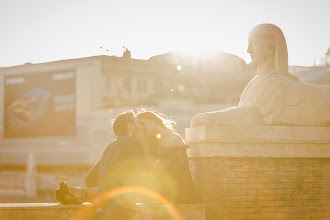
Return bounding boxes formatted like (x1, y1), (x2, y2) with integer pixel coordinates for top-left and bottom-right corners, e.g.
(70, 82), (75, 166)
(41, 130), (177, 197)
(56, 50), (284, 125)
(56, 110), (150, 219)
(85, 110), (148, 191)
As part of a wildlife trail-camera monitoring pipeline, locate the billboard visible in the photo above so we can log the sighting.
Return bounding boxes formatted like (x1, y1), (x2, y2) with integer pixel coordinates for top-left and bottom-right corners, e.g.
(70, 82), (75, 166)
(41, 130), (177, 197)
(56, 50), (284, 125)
(4, 71), (76, 138)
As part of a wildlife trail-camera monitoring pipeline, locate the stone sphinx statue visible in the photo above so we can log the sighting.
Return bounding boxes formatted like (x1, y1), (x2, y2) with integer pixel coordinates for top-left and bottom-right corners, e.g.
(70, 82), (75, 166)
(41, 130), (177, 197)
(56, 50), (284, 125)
(191, 23), (330, 127)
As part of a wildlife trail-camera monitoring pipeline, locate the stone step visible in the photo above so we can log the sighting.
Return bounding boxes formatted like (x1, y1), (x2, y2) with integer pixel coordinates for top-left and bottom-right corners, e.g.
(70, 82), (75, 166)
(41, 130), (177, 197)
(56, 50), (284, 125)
(0, 203), (205, 220)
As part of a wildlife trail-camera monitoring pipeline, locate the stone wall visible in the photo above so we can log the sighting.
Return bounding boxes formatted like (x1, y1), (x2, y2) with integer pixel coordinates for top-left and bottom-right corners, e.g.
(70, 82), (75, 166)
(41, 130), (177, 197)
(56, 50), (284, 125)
(190, 157), (330, 220)
(186, 126), (330, 220)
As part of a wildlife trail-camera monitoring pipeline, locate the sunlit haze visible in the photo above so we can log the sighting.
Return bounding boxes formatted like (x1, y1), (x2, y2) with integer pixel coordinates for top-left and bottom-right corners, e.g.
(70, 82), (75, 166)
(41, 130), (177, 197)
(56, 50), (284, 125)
(0, 0), (330, 213)
(1, 0), (329, 67)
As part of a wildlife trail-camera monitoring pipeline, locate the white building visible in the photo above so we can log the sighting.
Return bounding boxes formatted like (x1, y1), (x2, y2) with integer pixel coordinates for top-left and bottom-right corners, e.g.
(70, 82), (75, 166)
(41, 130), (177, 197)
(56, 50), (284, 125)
(0, 52), (176, 166)
(0, 50), (250, 166)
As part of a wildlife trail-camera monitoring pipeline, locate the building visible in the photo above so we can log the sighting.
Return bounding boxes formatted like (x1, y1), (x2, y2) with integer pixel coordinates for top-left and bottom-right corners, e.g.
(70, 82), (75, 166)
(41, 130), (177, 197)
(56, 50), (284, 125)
(0, 50), (250, 166)
(290, 48), (330, 85)
(0, 50), (177, 166)
(149, 51), (254, 103)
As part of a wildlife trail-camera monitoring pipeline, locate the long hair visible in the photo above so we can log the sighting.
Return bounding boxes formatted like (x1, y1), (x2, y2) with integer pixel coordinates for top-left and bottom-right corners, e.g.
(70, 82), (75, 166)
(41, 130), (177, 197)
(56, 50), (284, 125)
(250, 23), (298, 80)
(136, 110), (176, 132)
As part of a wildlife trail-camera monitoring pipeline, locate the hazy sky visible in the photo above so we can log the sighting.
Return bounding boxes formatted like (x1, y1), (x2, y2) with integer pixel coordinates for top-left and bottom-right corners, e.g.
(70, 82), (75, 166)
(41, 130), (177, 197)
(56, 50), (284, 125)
(1, 0), (329, 67)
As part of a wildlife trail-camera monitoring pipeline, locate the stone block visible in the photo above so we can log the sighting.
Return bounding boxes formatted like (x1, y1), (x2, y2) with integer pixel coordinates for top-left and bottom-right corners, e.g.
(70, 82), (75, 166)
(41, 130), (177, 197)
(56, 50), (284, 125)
(186, 126), (330, 158)
(0, 203), (93, 220)
(0, 203), (205, 220)
(140, 204), (206, 220)
(185, 126), (330, 218)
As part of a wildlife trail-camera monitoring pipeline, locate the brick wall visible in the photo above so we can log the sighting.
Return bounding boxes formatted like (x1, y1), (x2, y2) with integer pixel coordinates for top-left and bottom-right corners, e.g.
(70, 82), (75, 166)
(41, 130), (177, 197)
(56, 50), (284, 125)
(189, 157), (330, 220)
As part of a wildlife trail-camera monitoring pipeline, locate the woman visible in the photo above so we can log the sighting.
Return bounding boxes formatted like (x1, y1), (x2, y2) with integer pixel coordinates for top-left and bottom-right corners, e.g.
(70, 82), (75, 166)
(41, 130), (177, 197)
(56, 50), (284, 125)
(137, 110), (200, 204)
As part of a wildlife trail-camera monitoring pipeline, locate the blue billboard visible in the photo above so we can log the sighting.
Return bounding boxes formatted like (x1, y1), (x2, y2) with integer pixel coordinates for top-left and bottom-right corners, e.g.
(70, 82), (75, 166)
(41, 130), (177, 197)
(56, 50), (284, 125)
(4, 71), (76, 138)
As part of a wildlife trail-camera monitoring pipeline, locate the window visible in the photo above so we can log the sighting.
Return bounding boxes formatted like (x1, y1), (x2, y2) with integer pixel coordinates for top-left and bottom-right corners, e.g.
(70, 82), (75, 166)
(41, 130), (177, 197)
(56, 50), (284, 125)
(153, 80), (162, 92)
(137, 79), (147, 93)
(105, 76), (111, 89)
(123, 78), (131, 95)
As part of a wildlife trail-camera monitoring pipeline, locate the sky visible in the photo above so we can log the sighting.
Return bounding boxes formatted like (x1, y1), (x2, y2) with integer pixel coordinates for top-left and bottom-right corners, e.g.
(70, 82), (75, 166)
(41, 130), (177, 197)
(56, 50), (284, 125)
(0, 0), (329, 67)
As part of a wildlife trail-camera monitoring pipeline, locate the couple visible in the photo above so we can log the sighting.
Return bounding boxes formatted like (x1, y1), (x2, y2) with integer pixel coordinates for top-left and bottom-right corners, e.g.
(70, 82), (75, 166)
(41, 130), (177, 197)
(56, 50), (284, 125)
(56, 110), (199, 219)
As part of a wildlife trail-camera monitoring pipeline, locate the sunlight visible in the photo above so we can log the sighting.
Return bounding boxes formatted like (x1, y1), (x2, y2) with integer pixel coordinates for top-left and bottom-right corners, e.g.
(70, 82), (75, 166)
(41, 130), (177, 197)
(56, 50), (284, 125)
(70, 186), (184, 220)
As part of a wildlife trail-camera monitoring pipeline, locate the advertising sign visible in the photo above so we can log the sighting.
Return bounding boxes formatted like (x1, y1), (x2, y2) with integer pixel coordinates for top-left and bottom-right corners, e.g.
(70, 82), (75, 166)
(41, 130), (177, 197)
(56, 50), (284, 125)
(4, 71), (76, 138)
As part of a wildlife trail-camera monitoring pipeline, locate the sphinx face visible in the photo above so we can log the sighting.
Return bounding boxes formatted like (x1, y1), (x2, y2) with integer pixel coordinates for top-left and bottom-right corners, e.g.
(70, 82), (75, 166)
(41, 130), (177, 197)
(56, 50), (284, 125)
(247, 34), (274, 67)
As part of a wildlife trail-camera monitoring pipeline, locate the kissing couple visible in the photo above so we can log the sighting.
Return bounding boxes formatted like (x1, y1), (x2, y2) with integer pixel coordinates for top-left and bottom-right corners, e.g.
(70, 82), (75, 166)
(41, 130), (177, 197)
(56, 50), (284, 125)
(56, 110), (200, 219)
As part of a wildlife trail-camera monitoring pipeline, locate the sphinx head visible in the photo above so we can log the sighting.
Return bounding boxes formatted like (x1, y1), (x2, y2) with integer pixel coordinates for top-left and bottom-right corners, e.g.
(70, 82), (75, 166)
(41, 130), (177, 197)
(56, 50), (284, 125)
(247, 23), (289, 74)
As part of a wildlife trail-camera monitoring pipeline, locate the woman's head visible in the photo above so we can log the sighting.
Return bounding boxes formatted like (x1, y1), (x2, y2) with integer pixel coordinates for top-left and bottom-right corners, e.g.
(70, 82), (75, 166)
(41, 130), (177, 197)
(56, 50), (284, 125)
(136, 110), (176, 136)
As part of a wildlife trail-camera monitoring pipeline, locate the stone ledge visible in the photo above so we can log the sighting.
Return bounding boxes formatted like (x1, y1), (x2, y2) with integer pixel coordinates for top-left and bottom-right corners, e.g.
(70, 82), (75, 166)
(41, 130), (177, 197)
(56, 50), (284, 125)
(187, 143), (330, 158)
(137, 203), (205, 220)
(185, 126), (330, 158)
(0, 203), (93, 220)
(185, 126), (330, 144)
(0, 202), (92, 209)
(0, 203), (205, 220)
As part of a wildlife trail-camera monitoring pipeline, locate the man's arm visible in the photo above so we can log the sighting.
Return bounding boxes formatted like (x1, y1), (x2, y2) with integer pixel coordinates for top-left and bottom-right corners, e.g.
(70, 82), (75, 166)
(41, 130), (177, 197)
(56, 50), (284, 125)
(133, 129), (161, 171)
(85, 159), (100, 188)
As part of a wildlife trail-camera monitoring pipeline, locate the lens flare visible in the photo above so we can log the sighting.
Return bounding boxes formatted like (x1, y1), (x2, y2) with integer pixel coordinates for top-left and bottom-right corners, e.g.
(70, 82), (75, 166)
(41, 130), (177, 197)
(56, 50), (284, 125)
(70, 186), (184, 220)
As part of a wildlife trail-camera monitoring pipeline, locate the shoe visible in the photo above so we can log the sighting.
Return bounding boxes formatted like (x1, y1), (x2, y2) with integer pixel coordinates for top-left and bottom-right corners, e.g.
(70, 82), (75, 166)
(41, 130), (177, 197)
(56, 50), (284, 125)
(56, 181), (86, 205)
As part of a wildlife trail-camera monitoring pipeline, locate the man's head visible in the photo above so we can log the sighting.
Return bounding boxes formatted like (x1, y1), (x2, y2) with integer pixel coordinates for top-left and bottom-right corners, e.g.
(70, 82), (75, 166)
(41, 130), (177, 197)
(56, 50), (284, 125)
(247, 23), (288, 73)
(112, 110), (142, 137)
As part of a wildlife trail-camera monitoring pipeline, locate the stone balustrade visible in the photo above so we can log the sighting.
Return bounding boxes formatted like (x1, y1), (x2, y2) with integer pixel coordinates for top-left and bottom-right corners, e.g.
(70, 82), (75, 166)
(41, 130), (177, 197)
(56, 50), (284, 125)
(185, 126), (330, 219)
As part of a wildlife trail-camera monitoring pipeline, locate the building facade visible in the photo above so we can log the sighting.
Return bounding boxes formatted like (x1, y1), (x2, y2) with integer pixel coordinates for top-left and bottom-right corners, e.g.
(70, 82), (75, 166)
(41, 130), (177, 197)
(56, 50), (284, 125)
(0, 50), (249, 166)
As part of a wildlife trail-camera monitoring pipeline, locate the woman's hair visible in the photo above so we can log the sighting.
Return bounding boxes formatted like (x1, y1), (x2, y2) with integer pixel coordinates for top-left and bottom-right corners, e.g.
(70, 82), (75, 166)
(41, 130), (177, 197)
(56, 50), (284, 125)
(136, 109), (176, 132)
(112, 110), (135, 137)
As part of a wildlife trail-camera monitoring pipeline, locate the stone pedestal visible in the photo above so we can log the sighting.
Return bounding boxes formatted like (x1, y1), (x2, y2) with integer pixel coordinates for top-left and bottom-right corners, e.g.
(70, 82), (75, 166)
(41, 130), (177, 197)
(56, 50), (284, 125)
(185, 126), (330, 220)
(0, 203), (94, 220)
